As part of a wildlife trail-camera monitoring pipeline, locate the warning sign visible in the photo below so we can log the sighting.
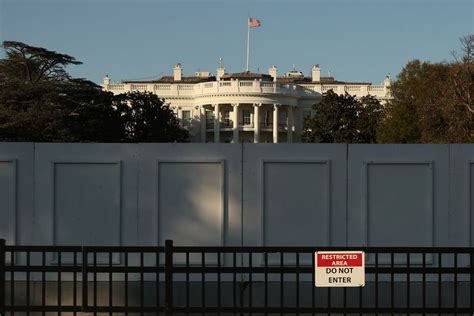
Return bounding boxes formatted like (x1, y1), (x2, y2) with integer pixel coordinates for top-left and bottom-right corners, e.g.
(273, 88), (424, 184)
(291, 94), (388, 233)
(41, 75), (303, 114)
(315, 251), (365, 287)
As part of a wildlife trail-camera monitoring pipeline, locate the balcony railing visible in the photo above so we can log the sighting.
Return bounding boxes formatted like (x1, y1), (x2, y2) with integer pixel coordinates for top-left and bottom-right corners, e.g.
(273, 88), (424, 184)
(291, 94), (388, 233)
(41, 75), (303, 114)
(206, 121), (289, 130)
(237, 120), (252, 127)
(220, 121), (233, 128)
(106, 80), (391, 99)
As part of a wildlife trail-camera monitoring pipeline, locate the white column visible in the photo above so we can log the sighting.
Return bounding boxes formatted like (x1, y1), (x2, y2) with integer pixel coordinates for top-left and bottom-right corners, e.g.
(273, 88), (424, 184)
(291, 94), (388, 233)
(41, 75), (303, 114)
(177, 107), (182, 125)
(253, 103), (261, 143)
(287, 105), (293, 143)
(214, 103), (220, 143)
(200, 105), (206, 143)
(232, 103), (239, 143)
(273, 104), (280, 143)
(293, 106), (301, 142)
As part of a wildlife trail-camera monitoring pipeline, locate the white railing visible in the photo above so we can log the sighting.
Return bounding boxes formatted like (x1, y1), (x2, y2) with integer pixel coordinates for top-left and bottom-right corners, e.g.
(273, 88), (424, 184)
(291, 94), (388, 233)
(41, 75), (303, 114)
(108, 84), (125, 91)
(177, 84), (194, 90)
(154, 84), (171, 90)
(105, 80), (389, 98)
(368, 85), (385, 92)
(239, 81), (253, 87)
(130, 84), (147, 91)
(345, 85), (361, 92)
(321, 85), (339, 92)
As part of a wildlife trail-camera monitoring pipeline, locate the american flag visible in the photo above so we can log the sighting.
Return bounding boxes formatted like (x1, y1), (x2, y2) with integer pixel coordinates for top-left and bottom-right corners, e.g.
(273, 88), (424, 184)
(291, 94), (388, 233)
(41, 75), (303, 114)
(249, 17), (261, 28)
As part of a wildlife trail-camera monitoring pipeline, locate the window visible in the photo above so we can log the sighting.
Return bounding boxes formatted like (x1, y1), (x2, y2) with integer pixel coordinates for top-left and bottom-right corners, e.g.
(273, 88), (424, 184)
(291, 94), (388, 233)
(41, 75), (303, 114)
(206, 110), (214, 128)
(182, 110), (191, 127)
(279, 111), (287, 126)
(222, 111), (231, 127)
(263, 110), (272, 127)
(243, 110), (251, 126)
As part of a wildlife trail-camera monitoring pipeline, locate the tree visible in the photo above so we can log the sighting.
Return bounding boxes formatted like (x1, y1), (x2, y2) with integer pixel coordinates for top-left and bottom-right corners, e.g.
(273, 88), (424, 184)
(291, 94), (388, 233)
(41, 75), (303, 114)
(356, 95), (384, 143)
(377, 35), (473, 144)
(302, 90), (383, 143)
(0, 40), (81, 85)
(112, 91), (189, 142)
(451, 35), (474, 113)
(376, 100), (421, 143)
(0, 41), (122, 142)
(0, 41), (188, 143)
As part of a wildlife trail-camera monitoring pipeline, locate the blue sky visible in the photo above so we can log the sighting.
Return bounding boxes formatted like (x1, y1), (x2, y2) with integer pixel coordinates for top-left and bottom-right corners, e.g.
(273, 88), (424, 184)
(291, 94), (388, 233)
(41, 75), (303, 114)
(0, 0), (472, 84)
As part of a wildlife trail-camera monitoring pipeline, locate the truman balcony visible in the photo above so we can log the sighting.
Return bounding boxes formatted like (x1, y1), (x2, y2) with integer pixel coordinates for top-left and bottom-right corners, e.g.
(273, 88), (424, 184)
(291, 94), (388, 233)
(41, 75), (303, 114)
(202, 103), (295, 143)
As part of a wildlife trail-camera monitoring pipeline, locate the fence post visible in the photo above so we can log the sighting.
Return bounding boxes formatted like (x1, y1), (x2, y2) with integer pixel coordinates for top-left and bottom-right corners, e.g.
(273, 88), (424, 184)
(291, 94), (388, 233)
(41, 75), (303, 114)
(81, 246), (89, 313)
(165, 240), (173, 316)
(0, 239), (6, 316)
(471, 250), (474, 310)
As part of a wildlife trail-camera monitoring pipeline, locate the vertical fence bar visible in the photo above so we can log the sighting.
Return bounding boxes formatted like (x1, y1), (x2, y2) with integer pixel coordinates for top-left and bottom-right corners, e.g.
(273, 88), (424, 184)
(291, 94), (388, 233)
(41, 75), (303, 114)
(58, 251), (62, 316)
(42, 251), (46, 316)
(201, 250), (205, 316)
(422, 252), (426, 316)
(93, 252), (97, 316)
(232, 252), (236, 316)
(157, 250), (161, 312)
(453, 252), (457, 315)
(438, 252), (442, 315)
(124, 251), (128, 316)
(471, 250), (474, 312)
(165, 240), (173, 316)
(375, 253), (378, 312)
(82, 247), (87, 313)
(140, 252), (144, 316)
(26, 251), (30, 316)
(0, 239), (5, 316)
(73, 251), (77, 316)
(280, 252), (284, 316)
(108, 251), (113, 316)
(311, 253), (315, 316)
(217, 252), (221, 316)
(186, 252), (189, 316)
(406, 252), (410, 312)
(186, 251), (191, 315)
(10, 249), (13, 316)
(264, 252), (268, 316)
(249, 251), (252, 315)
(296, 252), (300, 316)
(390, 252), (394, 316)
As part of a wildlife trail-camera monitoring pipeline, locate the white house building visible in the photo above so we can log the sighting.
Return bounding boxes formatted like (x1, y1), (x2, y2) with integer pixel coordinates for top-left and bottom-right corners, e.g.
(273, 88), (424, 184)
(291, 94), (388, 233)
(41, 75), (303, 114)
(103, 64), (391, 143)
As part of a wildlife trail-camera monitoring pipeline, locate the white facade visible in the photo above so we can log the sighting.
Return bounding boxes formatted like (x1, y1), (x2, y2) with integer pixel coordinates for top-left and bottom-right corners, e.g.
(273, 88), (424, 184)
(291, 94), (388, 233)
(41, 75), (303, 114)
(103, 64), (392, 143)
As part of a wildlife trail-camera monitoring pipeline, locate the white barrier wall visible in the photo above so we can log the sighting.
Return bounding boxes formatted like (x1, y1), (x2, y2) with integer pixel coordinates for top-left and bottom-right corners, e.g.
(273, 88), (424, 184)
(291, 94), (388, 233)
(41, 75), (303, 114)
(0, 143), (473, 249)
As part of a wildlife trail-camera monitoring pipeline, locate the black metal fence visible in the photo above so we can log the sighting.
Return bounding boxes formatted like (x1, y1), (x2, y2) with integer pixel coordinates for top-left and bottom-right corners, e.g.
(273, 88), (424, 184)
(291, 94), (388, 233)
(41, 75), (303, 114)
(1, 239), (473, 315)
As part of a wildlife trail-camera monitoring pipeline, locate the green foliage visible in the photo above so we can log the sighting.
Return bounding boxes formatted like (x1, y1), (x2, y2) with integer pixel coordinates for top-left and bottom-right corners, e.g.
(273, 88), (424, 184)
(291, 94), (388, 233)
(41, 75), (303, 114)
(0, 40), (82, 84)
(302, 90), (383, 143)
(113, 91), (189, 142)
(357, 95), (385, 143)
(0, 41), (188, 143)
(376, 100), (421, 143)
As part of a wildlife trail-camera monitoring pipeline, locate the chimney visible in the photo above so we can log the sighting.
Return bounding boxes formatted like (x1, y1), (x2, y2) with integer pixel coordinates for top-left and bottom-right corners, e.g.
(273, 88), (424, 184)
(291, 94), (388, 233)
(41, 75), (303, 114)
(173, 63), (182, 81)
(384, 73), (391, 87)
(217, 66), (225, 80)
(311, 64), (320, 82)
(268, 65), (278, 81)
(217, 57), (225, 80)
(103, 74), (110, 87)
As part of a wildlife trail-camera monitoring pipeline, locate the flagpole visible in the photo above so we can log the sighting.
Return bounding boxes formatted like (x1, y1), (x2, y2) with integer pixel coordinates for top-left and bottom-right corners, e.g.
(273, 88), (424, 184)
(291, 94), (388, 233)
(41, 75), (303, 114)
(246, 17), (250, 72)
